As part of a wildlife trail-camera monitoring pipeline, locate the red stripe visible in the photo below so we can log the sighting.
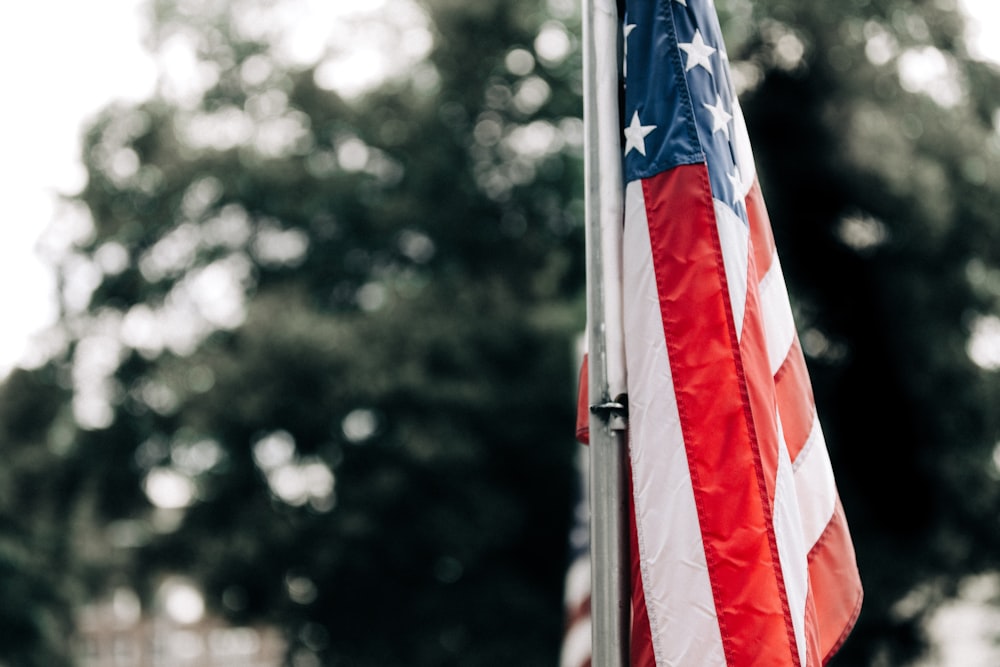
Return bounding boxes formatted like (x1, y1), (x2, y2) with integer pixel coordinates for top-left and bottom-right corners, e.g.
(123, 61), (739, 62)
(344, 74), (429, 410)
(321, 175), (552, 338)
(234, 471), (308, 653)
(745, 178), (776, 281)
(576, 356), (590, 445)
(739, 240), (782, 508)
(642, 165), (797, 665)
(748, 173), (859, 664)
(737, 190), (822, 666)
(774, 337), (816, 462)
(809, 500), (864, 663)
(565, 596), (591, 630)
(746, 177), (817, 463)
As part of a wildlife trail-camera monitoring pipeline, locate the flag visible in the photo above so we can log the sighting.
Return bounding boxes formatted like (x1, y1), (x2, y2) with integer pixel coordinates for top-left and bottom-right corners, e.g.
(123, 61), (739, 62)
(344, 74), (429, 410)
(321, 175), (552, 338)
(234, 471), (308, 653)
(560, 435), (592, 667)
(559, 344), (593, 667)
(580, 0), (863, 665)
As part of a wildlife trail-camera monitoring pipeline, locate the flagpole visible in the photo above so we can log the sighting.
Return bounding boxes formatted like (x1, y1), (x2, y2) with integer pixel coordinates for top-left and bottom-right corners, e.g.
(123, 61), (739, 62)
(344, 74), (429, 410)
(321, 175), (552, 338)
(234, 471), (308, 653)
(582, 1), (628, 666)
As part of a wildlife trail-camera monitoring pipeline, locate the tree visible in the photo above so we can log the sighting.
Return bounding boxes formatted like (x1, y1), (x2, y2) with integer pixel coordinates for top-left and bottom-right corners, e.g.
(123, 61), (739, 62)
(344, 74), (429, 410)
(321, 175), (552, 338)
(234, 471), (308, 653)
(0, 369), (77, 667)
(4, 1), (587, 665)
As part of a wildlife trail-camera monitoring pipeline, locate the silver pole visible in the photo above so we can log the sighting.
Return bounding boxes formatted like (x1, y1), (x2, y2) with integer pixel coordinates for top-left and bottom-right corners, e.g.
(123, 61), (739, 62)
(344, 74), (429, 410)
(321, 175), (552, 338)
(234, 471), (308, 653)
(582, 1), (628, 666)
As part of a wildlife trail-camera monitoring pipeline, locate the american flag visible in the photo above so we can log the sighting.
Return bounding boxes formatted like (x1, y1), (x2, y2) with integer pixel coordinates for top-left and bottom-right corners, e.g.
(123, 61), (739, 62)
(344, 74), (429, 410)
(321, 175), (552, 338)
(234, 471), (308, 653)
(570, 0), (863, 665)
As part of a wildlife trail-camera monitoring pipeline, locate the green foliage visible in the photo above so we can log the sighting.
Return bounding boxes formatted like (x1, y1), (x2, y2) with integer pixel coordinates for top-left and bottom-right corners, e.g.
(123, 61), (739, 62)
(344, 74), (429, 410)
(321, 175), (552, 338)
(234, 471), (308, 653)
(3, 0), (1000, 665)
(4, 1), (586, 665)
(0, 369), (76, 667)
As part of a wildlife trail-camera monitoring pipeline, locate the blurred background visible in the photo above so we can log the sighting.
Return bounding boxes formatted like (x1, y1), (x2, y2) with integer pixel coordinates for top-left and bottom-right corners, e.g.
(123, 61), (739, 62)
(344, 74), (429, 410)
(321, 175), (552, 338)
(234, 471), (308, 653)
(1, 0), (1000, 665)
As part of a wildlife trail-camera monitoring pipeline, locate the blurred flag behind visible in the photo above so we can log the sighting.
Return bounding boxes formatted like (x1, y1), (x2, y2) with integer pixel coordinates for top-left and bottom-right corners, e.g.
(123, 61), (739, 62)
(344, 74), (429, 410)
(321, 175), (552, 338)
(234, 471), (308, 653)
(560, 440), (592, 667)
(569, 0), (863, 665)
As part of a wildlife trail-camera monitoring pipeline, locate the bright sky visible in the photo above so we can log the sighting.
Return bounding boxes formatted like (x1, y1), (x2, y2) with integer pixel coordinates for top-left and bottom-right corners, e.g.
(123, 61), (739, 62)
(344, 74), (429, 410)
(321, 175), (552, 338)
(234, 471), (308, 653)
(960, 0), (1000, 62)
(0, 0), (155, 376)
(0, 0), (997, 379)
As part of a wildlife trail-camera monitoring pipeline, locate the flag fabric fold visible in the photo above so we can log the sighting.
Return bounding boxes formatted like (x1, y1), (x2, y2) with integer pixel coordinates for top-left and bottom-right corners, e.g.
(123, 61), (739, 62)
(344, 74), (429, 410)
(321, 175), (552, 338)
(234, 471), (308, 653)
(569, 1), (863, 665)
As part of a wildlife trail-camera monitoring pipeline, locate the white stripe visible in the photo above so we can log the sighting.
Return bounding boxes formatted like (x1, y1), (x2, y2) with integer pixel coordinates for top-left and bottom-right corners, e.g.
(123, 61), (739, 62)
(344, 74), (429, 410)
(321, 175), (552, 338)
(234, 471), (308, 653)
(774, 414), (811, 666)
(563, 556), (591, 610)
(759, 252), (797, 376)
(623, 180), (727, 667)
(794, 418), (838, 549)
(731, 97), (756, 201)
(560, 617), (593, 667)
(714, 198), (749, 341)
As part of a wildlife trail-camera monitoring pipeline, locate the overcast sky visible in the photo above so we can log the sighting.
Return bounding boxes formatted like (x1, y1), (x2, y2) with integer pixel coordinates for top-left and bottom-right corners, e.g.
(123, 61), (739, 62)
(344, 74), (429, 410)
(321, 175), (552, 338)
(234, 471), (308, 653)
(0, 0), (155, 376)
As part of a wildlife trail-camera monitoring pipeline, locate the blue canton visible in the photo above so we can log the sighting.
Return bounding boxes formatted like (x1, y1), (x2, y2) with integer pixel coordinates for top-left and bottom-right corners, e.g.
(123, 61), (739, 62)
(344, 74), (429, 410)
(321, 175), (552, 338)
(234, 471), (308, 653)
(623, 0), (745, 221)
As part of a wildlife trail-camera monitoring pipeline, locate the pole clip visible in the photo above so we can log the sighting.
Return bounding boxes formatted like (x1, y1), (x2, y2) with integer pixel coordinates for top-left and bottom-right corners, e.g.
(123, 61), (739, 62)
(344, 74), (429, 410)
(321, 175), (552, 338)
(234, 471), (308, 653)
(590, 394), (628, 431)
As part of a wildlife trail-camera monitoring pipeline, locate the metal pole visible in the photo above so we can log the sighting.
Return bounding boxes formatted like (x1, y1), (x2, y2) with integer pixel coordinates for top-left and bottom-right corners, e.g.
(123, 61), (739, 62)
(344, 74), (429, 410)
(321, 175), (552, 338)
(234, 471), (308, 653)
(582, 1), (628, 666)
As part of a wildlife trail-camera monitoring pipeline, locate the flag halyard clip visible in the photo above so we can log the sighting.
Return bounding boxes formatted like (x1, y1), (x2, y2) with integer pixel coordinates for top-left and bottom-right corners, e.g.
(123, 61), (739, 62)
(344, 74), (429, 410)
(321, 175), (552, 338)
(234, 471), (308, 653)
(590, 394), (628, 431)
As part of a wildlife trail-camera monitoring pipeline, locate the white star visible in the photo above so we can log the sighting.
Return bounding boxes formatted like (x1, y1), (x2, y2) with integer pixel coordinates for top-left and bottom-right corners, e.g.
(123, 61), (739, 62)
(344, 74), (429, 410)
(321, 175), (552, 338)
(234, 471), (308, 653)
(675, 0), (687, 5)
(703, 94), (733, 140)
(679, 30), (716, 74)
(624, 111), (657, 156)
